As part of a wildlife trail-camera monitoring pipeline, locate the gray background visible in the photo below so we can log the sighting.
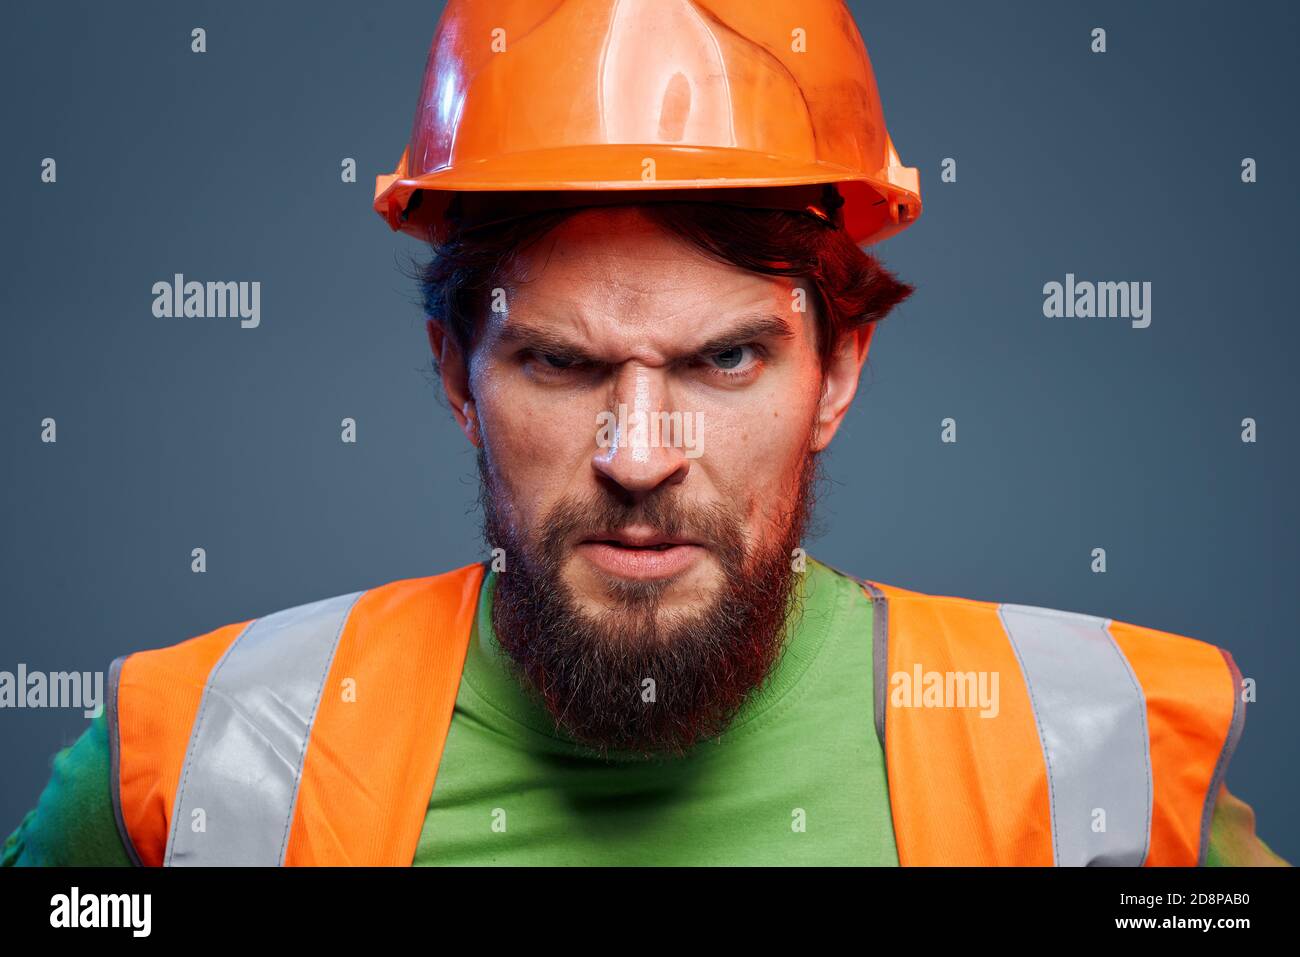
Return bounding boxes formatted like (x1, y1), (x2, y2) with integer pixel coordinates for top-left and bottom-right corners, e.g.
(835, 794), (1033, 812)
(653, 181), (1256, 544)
(2, 0), (1296, 862)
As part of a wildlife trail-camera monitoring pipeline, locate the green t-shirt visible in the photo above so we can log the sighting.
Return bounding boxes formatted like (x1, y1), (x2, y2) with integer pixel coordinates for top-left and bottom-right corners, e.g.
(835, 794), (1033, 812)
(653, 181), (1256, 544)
(2, 559), (1289, 866)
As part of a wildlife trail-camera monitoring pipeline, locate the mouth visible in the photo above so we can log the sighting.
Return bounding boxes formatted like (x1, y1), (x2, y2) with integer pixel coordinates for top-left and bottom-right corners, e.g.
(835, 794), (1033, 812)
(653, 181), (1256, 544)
(574, 527), (706, 580)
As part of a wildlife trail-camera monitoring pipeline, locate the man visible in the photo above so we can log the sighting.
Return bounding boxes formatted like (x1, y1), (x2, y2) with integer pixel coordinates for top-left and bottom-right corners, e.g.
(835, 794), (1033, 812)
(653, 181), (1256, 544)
(5, 0), (1289, 866)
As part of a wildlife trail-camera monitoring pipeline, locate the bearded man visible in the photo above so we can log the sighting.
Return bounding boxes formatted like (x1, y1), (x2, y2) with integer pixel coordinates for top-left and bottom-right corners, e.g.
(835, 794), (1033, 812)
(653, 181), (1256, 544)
(4, 0), (1286, 867)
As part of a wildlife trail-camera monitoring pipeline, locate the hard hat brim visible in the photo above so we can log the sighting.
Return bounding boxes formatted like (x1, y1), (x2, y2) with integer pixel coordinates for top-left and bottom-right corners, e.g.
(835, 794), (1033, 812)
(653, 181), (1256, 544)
(374, 144), (920, 247)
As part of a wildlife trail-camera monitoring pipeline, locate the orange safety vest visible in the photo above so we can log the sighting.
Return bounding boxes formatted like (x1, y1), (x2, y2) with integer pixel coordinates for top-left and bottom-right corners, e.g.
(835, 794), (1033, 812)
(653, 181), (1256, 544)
(107, 563), (1243, 866)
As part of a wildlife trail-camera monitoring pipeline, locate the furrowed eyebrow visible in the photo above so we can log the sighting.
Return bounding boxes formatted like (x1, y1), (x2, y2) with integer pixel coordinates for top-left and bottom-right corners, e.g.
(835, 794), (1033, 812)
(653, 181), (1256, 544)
(496, 322), (599, 363)
(690, 314), (796, 357)
(496, 313), (795, 364)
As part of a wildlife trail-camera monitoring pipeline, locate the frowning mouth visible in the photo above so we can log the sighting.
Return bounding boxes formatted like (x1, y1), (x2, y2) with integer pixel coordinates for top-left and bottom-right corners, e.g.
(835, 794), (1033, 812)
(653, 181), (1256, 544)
(590, 541), (678, 551)
(575, 528), (706, 579)
(583, 534), (698, 549)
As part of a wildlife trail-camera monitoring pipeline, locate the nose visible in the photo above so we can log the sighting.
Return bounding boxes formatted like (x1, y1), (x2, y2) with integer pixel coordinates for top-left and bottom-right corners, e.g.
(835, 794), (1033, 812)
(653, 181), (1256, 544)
(592, 364), (691, 502)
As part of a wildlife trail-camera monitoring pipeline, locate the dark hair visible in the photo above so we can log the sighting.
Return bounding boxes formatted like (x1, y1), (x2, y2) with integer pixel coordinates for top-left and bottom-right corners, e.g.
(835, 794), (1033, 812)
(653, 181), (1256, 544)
(416, 200), (915, 373)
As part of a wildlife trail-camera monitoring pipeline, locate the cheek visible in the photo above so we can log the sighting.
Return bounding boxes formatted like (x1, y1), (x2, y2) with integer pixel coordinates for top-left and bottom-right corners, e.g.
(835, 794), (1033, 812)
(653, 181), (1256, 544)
(476, 382), (596, 514)
(701, 382), (819, 530)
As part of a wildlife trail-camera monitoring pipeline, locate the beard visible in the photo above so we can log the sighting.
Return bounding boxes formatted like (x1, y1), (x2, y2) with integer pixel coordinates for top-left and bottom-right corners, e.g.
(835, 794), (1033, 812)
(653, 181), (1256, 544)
(478, 444), (821, 759)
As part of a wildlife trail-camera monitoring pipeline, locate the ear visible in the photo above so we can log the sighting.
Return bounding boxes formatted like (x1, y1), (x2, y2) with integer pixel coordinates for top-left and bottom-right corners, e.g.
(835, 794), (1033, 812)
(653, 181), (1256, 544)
(812, 322), (875, 452)
(427, 319), (480, 447)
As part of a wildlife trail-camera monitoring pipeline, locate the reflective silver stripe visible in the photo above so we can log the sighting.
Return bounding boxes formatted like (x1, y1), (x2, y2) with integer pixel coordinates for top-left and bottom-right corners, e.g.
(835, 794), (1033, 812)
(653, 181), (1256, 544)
(165, 591), (364, 866)
(997, 604), (1152, 866)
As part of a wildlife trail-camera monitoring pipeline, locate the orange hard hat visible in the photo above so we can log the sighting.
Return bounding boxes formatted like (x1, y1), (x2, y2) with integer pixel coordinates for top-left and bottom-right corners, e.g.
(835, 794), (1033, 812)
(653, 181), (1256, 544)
(374, 0), (922, 247)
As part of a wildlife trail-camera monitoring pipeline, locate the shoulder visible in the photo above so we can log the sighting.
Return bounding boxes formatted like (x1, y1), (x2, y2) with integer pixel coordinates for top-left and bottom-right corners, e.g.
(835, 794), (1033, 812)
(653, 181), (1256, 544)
(855, 569), (1242, 729)
(112, 562), (489, 742)
(107, 561), (488, 868)
(816, 559), (1237, 679)
(109, 563), (487, 866)
(1205, 782), (1292, 867)
(2, 711), (132, 866)
(822, 563), (1249, 865)
(121, 563), (488, 668)
(815, 561), (1243, 747)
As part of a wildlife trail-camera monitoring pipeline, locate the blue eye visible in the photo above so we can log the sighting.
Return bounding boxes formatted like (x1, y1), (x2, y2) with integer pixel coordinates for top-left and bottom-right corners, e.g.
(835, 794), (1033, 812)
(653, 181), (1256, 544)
(707, 345), (761, 374)
(712, 346), (746, 369)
